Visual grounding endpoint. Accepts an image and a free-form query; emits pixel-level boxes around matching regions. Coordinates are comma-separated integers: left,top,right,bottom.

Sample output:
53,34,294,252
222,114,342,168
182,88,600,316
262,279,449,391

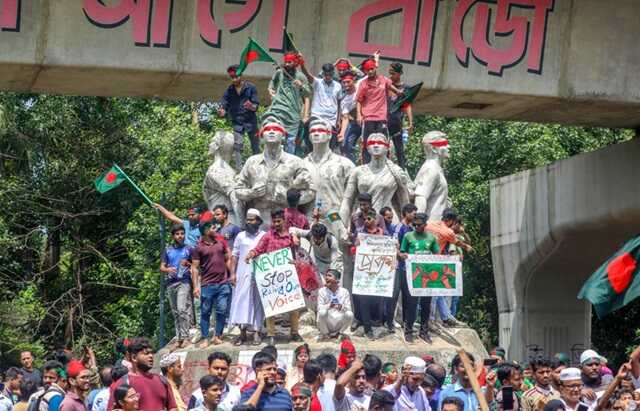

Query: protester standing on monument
266,53,311,154
60,360,91,411
347,193,385,244
245,208,304,345
191,221,232,348
284,189,310,230
290,223,343,276
355,58,403,163
154,204,202,247
338,71,361,163
521,358,561,411
228,209,266,346
384,357,429,411
213,205,241,249
20,351,42,388
399,212,439,343
379,207,395,236
158,354,187,411
160,223,193,350
300,60,341,150
386,63,413,169
217,64,260,168
316,269,354,340
188,352,240,410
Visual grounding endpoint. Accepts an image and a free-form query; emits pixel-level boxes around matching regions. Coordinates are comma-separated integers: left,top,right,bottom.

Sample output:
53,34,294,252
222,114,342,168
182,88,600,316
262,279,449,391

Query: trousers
166,281,193,340
200,283,231,338
266,310,300,337
317,309,354,336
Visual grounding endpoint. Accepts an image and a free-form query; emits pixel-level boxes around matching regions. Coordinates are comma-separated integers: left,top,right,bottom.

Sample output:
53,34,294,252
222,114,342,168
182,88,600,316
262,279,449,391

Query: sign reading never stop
253,247,305,318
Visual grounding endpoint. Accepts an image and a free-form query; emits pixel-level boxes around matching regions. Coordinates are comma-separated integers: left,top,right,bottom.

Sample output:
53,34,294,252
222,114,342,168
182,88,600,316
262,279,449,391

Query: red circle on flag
246,50,259,64
606,252,636,294
105,171,117,184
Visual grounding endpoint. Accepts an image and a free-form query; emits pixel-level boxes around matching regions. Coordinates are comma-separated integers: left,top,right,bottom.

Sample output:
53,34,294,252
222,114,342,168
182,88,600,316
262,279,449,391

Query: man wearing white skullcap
384,356,430,411
558,368,590,411
579,349,612,401
159,353,187,411
228,208,266,345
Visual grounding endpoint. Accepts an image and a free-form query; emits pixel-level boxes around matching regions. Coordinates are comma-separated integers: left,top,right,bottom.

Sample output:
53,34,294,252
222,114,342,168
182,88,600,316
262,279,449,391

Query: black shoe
266,336,276,346
419,332,432,344
404,333,415,343
290,333,304,342
350,320,361,332
365,330,375,340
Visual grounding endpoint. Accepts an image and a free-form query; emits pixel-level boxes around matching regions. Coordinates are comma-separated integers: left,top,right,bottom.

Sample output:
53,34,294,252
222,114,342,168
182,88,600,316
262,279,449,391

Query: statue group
203,117,451,236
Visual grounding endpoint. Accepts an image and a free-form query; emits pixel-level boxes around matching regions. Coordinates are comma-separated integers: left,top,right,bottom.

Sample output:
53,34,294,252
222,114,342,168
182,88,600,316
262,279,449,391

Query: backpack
27,385,65,411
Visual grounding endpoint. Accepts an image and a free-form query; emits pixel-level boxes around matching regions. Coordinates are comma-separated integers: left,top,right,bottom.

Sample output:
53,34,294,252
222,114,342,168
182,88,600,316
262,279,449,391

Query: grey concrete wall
490,138,640,361
1,0,640,127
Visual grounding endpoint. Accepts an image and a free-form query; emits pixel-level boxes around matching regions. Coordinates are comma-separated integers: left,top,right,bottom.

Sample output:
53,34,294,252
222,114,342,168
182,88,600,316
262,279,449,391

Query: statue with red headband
414,131,452,221
265,52,311,154
235,117,314,225
339,133,412,226
302,118,355,236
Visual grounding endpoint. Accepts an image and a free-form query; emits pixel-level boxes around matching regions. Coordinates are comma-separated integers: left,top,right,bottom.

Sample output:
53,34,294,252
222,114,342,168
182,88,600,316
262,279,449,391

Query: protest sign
253,247,306,317
406,254,462,296
353,233,397,297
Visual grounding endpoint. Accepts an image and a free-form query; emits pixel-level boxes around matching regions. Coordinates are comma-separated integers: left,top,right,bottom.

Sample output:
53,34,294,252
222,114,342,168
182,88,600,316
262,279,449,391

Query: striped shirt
239,386,293,411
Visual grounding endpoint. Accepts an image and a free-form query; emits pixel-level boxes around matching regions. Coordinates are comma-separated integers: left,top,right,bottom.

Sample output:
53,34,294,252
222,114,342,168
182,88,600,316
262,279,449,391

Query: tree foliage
0,92,635,366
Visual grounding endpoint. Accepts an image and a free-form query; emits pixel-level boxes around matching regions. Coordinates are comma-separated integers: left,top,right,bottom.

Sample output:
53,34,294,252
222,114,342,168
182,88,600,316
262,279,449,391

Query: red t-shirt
310,394,323,411
356,75,392,121
192,238,229,285
107,373,177,411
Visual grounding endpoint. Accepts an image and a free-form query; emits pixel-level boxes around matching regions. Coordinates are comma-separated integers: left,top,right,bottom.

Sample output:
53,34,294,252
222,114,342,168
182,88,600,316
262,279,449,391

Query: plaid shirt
252,228,294,256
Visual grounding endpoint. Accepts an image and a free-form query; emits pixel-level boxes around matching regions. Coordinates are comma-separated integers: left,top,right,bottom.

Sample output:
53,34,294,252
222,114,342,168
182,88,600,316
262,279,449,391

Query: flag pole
113,164,154,206
158,193,167,347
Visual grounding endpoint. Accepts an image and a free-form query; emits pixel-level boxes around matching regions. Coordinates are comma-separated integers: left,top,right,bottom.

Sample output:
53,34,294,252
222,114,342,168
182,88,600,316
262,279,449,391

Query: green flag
236,37,275,76
94,165,125,193
283,29,298,54
578,234,640,318
389,82,423,113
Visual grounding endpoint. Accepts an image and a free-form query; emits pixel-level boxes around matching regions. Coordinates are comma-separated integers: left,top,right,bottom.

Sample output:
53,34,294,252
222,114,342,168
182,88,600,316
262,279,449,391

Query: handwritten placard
406,254,462,296
353,234,397,297
253,247,306,317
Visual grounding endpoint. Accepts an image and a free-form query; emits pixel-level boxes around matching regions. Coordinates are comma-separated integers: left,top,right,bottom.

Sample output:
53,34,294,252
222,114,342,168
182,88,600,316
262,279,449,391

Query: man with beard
522,358,561,411
228,209,266,346
159,354,187,411
188,352,240,411
240,352,293,410
213,205,241,250
190,376,225,411
385,357,429,411
338,71,361,163
27,360,66,411
107,338,176,411
155,204,203,247
334,359,371,411
438,353,481,411
579,350,612,406
60,360,92,411
266,52,311,154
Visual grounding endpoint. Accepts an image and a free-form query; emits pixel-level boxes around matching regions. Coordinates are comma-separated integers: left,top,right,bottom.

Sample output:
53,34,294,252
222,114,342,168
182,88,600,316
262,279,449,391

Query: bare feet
212,336,223,345
198,339,210,349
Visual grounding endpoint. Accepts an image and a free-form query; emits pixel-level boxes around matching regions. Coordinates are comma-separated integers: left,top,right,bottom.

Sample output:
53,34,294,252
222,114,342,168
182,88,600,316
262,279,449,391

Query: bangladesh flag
236,37,275,76
578,235,640,318
94,166,125,193
389,82,423,113
283,29,297,53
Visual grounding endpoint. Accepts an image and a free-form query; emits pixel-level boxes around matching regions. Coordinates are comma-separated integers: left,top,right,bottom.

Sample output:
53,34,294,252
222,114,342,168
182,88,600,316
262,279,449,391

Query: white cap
559,367,582,381
404,356,426,374
580,349,602,365
246,208,262,219
159,353,181,368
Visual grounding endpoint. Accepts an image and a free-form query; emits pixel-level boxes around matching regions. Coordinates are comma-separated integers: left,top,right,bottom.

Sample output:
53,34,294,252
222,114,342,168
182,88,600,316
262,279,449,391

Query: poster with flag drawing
353,234,397,297
406,254,462,297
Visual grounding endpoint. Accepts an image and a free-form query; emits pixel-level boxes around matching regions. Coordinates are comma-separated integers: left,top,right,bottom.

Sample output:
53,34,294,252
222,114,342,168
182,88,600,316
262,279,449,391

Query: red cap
336,61,350,71
338,339,356,369
362,59,376,71
67,359,86,378
284,53,298,63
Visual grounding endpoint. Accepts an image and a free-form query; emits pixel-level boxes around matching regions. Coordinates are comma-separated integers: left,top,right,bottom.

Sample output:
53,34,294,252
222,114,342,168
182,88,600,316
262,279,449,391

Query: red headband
336,61,350,70
309,127,332,135
284,53,298,63
261,124,285,136
430,139,449,147
227,68,237,76
362,59,376,71
341,73,354,81
366,139,390,148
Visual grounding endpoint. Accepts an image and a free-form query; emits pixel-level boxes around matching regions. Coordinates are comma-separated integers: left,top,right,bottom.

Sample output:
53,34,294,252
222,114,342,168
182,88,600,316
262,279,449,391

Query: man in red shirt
107,338,177,411
356,58,403,164
246,208,303,346
285,189,310,230
192,221,233,347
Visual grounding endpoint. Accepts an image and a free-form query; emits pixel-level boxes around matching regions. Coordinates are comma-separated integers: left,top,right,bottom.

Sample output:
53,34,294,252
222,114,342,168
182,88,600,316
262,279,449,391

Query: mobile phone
484,358,498,366
501,386,514,411
577,405,589,411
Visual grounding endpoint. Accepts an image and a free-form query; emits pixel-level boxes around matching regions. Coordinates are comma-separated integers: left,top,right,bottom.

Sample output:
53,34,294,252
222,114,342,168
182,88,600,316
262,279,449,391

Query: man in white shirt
558,368,591,411
301,61,342,152
334,359,371,411
317,354,338,411
385,356,430,411
290,223,343,275
188,352,240,411
316,269,354,340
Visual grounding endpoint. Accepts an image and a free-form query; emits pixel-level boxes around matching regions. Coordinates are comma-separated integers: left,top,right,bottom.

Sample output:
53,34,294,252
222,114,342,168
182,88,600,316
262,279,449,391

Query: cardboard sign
406,254,462,296
353,234,397,297
253,247,306,317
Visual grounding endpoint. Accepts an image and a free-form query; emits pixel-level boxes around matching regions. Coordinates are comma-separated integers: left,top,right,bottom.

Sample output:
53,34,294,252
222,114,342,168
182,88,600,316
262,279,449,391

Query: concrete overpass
1,0,640,128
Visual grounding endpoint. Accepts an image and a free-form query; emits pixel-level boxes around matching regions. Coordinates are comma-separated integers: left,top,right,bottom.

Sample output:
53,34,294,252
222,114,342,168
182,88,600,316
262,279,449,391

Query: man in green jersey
399,212,440,344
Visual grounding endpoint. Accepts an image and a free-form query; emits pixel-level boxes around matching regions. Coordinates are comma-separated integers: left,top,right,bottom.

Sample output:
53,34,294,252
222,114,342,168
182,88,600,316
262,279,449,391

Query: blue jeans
435,296,453,321
450,296,460,316
285,132,297,154
342,122,362,163
200,283,231,338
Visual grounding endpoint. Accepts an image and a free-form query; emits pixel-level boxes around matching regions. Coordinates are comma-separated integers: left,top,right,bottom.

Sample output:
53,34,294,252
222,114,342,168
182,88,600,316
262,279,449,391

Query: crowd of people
2,341,640,411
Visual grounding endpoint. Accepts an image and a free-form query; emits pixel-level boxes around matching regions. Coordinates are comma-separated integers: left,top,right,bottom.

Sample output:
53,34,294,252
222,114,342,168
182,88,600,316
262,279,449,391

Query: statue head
208,130,235,159
260,117,286,146
366,133,390,158
309,118,332,146
422,131,450,159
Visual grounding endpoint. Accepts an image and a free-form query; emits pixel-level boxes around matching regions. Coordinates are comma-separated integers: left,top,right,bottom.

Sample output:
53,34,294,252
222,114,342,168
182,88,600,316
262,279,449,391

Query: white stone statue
339,133,412,226
414,130,451,221
235,117,314,226
303,118,355,236
203,130,243,225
